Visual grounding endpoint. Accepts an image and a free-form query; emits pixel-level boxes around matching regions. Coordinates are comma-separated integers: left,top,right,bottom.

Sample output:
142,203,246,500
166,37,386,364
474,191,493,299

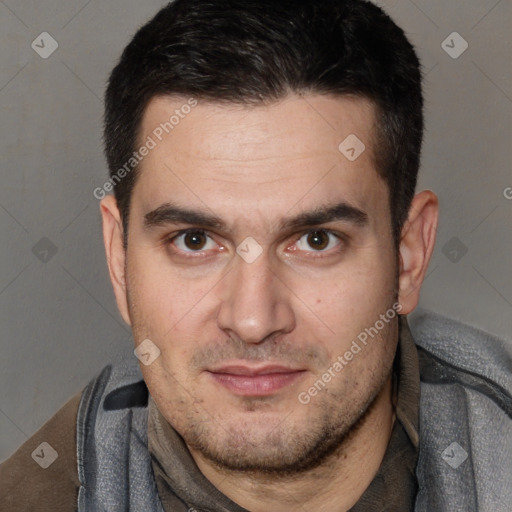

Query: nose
216,247,295,345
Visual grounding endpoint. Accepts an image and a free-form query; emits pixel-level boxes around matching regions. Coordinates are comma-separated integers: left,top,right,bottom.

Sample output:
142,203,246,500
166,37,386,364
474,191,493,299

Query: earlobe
397,190,439,314
100,195,132,326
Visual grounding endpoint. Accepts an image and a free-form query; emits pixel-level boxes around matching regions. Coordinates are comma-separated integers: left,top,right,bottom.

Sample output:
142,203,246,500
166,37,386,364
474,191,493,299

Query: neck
189,373,395,512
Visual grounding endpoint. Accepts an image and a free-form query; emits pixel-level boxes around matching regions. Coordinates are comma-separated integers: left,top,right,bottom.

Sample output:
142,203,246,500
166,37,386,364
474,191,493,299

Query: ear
100,195,131,326
398,190,439,314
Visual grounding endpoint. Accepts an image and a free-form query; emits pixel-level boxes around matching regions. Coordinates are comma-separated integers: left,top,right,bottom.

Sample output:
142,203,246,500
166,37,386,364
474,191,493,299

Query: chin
183,398,372,476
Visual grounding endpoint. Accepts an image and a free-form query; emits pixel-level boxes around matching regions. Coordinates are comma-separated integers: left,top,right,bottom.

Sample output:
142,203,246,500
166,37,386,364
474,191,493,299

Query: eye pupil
307,231,329,250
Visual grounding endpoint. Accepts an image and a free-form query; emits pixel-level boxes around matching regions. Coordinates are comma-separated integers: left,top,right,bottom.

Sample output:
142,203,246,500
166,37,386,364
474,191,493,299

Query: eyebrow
143,200,369,232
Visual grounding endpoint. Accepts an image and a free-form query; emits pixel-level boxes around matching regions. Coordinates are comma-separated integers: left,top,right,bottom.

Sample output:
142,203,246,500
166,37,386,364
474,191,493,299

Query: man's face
122,94,399,472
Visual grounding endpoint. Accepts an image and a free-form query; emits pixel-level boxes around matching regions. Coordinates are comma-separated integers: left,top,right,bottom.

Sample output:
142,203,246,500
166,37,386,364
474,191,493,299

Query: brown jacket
0,391,81,511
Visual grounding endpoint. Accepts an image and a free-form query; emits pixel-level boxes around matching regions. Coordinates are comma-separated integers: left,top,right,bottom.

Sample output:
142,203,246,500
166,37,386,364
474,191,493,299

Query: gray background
0,0,511,462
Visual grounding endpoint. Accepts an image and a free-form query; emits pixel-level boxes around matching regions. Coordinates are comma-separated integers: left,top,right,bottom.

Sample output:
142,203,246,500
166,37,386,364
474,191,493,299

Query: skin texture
100,93,438,511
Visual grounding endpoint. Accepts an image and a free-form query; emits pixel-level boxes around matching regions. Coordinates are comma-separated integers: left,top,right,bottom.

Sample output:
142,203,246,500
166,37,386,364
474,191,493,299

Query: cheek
321,264,394,314
302,261,396,354
127,249,212,327
141,364,194,430
127,256,214,364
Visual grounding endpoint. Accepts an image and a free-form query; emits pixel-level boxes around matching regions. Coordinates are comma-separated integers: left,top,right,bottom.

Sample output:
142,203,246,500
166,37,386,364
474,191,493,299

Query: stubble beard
179,358,394,478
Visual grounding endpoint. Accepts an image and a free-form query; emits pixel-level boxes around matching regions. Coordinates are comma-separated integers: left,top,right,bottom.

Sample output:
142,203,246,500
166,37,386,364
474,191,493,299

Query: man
1,0,511,510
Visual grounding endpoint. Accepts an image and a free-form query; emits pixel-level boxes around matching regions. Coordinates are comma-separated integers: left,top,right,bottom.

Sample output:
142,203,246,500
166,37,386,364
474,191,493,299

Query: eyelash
166,228,346,259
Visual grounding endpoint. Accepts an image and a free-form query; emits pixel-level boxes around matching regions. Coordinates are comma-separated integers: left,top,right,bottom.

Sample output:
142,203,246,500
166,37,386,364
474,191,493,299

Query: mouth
206,364,307,396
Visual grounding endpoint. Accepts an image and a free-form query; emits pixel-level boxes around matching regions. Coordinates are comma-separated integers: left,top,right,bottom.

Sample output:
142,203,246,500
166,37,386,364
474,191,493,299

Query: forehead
132,93,387,229
139,93,377,160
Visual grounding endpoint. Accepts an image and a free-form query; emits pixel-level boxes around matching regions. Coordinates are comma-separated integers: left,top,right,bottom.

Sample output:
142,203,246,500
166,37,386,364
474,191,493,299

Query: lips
207,364,306,396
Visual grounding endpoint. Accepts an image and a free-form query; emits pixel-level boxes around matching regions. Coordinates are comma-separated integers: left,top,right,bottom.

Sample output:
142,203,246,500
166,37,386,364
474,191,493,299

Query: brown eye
306,231,329,250
295,229,342,254
183,231,208,250
172,230,216,253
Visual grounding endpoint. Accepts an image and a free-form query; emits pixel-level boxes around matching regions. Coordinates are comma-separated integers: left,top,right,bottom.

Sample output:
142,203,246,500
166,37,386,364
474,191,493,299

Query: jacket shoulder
409,311,512,512
410,310,512,399
0,390,82,512
76,353,164,511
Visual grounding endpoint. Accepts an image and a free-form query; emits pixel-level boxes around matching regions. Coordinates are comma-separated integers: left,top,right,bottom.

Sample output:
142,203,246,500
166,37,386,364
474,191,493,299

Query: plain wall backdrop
1,0,511,462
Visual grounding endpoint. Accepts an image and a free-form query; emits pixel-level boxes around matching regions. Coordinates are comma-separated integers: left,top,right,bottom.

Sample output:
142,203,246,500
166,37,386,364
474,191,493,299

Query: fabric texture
411,310,512,512
0,390,81,512
76,355,164,512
